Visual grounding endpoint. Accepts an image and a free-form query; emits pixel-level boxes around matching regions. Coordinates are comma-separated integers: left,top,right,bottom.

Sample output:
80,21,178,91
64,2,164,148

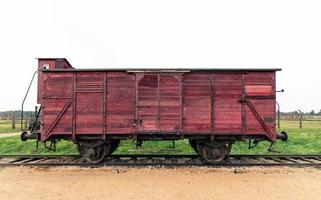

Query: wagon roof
37,58,281,72
42,68,281,72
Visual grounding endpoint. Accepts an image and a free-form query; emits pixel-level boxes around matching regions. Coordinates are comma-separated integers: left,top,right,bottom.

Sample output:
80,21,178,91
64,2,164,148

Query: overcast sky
0,0,320,112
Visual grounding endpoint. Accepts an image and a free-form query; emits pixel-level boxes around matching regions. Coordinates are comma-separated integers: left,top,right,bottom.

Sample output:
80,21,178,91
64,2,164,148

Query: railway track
0,154,321,167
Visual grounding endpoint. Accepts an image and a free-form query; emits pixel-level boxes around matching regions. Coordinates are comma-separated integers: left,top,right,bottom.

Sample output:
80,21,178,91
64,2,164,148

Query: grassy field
0,120,21,133
0,120,320,155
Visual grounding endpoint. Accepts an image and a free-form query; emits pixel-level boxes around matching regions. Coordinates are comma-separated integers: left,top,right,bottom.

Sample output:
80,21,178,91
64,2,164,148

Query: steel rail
0,154,321,167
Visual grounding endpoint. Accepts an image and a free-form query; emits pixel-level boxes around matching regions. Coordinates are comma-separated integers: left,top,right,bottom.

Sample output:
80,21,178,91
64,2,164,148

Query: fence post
11,111,16,129
24,115,28,130
298,109,303,129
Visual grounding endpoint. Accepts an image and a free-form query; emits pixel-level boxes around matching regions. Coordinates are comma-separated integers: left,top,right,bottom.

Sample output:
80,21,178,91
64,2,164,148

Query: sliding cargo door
136,74,180,132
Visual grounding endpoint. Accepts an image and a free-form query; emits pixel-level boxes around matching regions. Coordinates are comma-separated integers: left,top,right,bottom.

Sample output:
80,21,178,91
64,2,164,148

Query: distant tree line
280,110,321,116
0,111,34,120
280,109,321,120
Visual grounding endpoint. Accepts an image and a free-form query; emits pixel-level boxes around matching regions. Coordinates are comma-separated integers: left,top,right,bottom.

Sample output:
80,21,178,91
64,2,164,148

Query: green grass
0,136,77,155
115,140,196,155
232,120,321,154
232,127,321,154
0,120,320,155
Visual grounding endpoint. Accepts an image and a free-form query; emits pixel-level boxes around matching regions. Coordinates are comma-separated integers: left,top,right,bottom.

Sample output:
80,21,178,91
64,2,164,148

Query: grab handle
21,71,37,131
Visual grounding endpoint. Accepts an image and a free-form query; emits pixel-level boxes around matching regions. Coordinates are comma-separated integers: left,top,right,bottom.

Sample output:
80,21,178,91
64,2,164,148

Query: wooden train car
21,58,287,163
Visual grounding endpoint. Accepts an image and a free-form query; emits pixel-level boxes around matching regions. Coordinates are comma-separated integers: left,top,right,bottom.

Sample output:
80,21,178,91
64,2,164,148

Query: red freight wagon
21,58,287,163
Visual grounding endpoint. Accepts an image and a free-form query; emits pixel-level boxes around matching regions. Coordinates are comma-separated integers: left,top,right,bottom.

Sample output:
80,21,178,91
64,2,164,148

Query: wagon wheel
82,143,108,164
200,144,228,163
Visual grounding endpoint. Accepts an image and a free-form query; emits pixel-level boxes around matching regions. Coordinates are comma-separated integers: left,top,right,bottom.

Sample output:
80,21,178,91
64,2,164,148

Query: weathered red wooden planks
106,72,135,133
37,58,278,141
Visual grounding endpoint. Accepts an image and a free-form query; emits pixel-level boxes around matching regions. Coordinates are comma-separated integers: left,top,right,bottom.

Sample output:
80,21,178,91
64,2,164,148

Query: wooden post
298,110,303,129
11,111,16,129
24,115,28,130
299,115,302,128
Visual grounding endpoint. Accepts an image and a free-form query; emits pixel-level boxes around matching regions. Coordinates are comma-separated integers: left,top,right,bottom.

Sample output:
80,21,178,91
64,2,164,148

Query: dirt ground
0,132,20,138
0,166,320,200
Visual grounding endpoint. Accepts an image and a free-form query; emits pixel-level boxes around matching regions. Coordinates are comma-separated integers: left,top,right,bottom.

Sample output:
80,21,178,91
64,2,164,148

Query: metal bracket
268,142,280,153
44,139,57,151
248,139,261,149
30,106,42,133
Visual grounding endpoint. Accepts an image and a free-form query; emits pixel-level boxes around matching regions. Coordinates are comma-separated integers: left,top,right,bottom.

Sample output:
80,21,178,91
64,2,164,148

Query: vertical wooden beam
43,73,46,98
132,75,136,134
134,74,143,133
273,72,277,130
72,72,76,140
135,75,138,132
210,73,215,134
103,72,107,139
157,74,160,131
241,74,245,135
179,74,183,132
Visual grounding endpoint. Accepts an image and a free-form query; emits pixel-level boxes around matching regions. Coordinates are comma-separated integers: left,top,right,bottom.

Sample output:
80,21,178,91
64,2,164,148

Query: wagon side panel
182,73,211,132
106,72,135,134
213,73,242,134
